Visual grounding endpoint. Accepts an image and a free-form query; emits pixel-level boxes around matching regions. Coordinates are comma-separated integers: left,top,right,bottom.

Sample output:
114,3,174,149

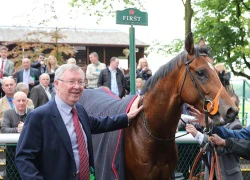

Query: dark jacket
224,138,250,160
97,67,127,98
136,68,152,81
15,99,129,180
16,68,41,92
31,61,47,74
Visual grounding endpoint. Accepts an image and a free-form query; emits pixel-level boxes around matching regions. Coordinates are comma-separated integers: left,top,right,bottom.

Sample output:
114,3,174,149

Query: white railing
0,131,197,144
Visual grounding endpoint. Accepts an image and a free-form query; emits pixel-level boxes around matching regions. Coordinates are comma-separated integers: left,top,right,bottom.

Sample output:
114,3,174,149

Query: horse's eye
195,69,207,80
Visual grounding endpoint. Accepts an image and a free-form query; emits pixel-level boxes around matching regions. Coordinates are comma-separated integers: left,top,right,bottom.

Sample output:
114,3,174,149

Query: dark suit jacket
16,68,41,91
30,84,50,108
15,99,128,180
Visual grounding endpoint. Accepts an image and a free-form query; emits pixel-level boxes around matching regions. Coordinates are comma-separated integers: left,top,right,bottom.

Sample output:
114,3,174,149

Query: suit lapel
50,100,74,160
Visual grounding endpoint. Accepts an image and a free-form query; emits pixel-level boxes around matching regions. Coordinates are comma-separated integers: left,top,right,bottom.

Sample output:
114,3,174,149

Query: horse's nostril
226,107,238,120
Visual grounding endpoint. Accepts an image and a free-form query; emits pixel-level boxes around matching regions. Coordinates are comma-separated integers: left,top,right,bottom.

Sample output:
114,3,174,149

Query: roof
0,26,149,47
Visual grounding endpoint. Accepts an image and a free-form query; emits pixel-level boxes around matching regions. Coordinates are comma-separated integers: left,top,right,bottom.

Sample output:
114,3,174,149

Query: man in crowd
86,52,106,88
0,46,15,97
186,92,243,180
15,64,142,180
30,73,52,108
17,58,40,93
1,91,32,179
31,53,47,74
98,57,127,98
0,77,16,126
1,91,32,133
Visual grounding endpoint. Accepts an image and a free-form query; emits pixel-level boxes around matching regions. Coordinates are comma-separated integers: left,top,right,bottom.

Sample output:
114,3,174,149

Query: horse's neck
142,87,182,136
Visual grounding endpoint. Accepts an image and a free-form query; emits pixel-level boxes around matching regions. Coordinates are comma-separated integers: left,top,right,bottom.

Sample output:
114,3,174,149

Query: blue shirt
7,96,14,108
55,95,88,174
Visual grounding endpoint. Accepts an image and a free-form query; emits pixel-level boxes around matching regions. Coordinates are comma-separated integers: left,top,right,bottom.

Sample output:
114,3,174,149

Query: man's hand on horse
127,95,143,121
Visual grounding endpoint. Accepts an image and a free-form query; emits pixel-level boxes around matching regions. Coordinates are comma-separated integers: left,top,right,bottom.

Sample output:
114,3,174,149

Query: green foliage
193,0,250,79
146,39,184,57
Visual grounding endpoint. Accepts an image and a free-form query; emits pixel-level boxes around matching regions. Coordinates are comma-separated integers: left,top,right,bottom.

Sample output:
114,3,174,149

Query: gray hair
13,91,27,100
55,64,85,80
39,73,50,81
2,77,15,85
89,52,99,59
16,82,29,92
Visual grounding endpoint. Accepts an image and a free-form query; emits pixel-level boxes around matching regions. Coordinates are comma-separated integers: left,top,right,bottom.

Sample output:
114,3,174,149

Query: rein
189,146,222,180
141,112,188,142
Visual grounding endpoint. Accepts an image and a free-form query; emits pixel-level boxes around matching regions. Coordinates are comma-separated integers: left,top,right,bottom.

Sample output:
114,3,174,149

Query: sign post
116,8,148,95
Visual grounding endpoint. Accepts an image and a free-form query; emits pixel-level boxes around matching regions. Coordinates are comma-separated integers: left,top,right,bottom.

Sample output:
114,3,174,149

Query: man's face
0,50,8,59
111,59,119,69
89,54,97,64
2,79,16,97
40,74,50,87
22,59,31,70
13,93,28,112
54,70,84,106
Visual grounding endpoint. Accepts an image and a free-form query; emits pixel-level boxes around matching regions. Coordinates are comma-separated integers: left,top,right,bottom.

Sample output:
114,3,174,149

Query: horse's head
180,32,238,125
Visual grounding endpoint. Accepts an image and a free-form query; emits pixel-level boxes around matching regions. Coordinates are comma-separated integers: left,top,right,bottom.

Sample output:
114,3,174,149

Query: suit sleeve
86,109,129,134
224,138,250,160
3,61,14,76
15,112,44,179
1,111,18,133
30,87,39,108
212,125,250,140
97,71,103,87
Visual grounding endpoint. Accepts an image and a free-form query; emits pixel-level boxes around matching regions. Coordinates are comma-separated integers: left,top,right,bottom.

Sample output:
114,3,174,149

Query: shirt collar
41,84,49,90
0,58,6,62
14,107,28,116
55,95,73,116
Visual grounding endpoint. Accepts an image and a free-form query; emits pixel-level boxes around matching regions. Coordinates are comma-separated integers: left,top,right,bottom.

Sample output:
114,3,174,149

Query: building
0,26,149,69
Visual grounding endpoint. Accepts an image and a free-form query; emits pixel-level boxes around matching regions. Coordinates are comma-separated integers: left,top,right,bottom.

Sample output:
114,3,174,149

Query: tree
193,0,250,79
4,28,75,67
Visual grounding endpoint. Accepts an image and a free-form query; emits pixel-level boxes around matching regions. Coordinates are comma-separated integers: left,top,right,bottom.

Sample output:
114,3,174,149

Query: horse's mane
141,45,211,95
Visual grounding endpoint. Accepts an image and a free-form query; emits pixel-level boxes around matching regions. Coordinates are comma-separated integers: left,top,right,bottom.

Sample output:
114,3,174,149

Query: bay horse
79,32,238,180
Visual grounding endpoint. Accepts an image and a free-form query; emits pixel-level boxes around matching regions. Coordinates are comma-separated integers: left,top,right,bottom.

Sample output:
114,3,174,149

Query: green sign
116,8,148,26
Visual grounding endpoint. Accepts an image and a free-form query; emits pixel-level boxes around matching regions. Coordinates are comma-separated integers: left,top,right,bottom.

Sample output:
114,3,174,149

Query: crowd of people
0,44,250,179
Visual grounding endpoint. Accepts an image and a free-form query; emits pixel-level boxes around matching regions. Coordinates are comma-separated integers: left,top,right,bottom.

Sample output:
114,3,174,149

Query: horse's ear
198,38,206,48
185,32,194,56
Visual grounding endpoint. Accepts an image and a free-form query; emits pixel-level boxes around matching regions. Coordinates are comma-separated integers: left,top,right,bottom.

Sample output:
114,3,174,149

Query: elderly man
17,58,40,92
30,73,52,108
16,64,142,180
0,46,15,97
86,52,106,89
1,91,32,179
1,91,32,133
0,77,16,126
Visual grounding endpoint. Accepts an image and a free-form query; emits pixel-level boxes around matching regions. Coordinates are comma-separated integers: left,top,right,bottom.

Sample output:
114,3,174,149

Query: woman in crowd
46,55,59,94
136,58,152,81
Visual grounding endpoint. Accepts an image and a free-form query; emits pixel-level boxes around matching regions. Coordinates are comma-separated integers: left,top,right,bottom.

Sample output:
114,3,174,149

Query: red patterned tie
0,60,4,79
71,107,90,180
